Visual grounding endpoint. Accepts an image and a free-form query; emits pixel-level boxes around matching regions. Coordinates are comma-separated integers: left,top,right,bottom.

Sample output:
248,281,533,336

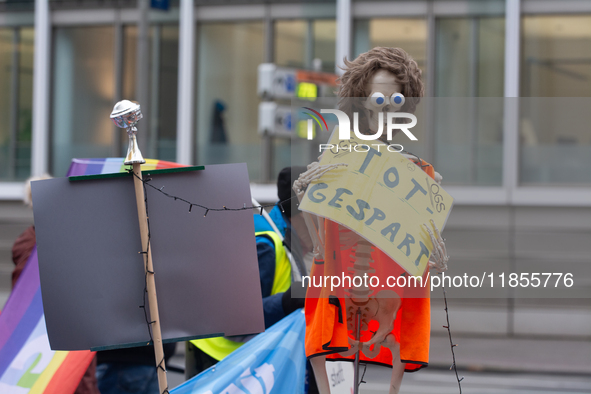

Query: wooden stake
353,307,361,394
132,162,168,393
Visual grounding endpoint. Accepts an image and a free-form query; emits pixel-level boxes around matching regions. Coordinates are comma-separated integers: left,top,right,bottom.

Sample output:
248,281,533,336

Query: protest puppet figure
293,47,449,394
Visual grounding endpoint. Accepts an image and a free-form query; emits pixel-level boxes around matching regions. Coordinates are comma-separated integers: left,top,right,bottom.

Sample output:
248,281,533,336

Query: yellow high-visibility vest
191,231,291,361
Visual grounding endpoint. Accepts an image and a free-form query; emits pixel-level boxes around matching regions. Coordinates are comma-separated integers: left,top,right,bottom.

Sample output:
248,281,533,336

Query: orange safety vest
304,158,435,372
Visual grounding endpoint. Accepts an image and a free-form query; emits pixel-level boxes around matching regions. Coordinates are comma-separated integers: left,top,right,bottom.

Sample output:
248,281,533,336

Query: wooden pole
353,307,361,394
132,162,168,393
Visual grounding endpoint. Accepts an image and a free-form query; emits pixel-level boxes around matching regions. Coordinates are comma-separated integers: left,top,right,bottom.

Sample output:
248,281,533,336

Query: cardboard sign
299,133,454,276
325,361,354,394
32,163,265,351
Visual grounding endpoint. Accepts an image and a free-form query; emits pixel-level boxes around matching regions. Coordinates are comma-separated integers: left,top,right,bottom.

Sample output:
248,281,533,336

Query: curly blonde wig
337,47,424,133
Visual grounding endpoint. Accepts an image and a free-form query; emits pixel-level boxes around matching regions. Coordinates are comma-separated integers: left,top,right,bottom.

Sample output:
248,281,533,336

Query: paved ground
361,367,591,394
166,366,591,394
165,355,591,394
164,334,591,393
428,334,591,375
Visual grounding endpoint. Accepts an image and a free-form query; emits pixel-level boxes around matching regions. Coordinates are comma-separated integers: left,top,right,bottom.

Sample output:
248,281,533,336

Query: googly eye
369,92,387,109
390,93,405,109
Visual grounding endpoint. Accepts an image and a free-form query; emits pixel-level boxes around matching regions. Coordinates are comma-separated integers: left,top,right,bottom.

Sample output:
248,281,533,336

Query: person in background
96,342,176,394
11,175,100,394
11,175,51,289
187,166,316,391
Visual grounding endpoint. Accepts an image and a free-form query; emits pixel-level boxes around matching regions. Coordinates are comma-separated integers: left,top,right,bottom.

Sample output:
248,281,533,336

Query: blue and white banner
172,310,306,394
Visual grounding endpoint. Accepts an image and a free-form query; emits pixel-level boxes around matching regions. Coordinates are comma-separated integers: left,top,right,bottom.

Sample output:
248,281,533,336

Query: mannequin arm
292,162,347,260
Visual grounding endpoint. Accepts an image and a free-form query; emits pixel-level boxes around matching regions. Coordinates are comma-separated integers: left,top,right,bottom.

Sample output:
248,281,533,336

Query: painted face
363,69,406,135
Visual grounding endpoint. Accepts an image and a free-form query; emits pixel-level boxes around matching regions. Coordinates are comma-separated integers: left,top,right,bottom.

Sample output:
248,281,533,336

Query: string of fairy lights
442,279,464,393
137,171,297,217
128,167,463,394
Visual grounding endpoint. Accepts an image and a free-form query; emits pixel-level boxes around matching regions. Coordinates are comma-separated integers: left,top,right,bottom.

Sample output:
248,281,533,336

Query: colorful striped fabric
67,158,185,177
0,248,94,394
0,158,183,393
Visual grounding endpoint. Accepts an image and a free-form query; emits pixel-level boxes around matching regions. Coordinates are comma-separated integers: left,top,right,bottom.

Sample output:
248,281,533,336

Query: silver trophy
110,100,146,165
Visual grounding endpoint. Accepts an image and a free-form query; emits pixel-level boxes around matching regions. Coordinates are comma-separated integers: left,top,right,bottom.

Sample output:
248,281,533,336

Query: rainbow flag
67,157,186,176
0,158,183,393
0,247,94,393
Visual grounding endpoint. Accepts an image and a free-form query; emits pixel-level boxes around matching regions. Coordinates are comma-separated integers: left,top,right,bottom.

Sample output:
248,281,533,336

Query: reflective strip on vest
191,230,292,361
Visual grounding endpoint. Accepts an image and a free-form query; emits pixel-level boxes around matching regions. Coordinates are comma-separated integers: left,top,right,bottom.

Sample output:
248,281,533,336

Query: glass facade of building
520,15,591,185
0,0,590,200
275,19,336,73
0,27,33,181
52,26,116,177
196,22,264,180
434,17,505,186
354,18,427,73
